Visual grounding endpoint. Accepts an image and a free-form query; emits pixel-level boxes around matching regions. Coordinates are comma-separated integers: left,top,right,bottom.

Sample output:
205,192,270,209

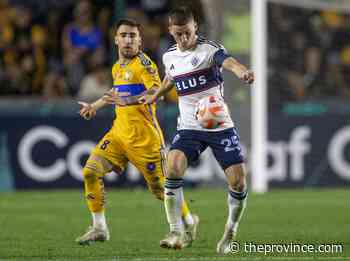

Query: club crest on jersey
123,70,133,81
191,56,199,66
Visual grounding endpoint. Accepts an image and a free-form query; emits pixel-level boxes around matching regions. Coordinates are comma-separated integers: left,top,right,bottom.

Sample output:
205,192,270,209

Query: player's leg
180,199,200,245
216,163,248,254
76,154,113,245
76,132,127,245
126,145,197,247
161,149,189,249
224,163,247,235
153,150,197,233
161,130,206,249
83,155,115,228
209,127,248,254
133,158,199,246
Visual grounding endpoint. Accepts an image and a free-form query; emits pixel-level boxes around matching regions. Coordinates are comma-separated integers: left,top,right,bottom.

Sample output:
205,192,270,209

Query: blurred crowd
0,0,204,102
268,3,350,107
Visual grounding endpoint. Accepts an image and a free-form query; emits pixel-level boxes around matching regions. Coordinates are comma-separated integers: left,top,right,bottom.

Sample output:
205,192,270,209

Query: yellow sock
181,200,190,218
83,167,105,213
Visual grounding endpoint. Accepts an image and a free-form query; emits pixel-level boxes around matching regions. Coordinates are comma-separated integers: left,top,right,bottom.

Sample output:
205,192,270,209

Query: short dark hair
168,6,195,26
114,18,141,34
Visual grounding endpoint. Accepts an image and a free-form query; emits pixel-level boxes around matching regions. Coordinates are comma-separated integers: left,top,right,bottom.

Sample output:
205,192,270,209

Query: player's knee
167,150,187,178
228,174,246,192
82,166,98,184
83,156,110,181
226,165,247,192
167,159,185,178
230,179,246,192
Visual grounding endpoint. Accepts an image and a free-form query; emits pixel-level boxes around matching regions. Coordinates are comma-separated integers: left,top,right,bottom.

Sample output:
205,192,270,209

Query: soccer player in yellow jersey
75,18,198,246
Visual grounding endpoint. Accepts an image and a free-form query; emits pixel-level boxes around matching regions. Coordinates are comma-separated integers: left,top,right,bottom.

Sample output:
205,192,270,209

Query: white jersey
163,36,234,131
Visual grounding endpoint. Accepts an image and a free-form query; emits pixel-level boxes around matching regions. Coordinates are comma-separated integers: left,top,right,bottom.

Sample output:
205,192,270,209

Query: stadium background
1,0,349,190
0,0,349,260
0,0,253,190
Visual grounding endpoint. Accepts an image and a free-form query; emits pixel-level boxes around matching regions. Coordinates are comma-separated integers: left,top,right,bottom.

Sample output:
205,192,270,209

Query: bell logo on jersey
175,75,207,91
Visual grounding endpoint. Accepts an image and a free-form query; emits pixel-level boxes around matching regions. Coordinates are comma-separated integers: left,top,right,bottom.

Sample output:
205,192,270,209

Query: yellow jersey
111,52,164,148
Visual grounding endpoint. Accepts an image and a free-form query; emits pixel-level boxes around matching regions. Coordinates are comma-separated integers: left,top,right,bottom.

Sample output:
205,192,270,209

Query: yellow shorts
91,129,166,186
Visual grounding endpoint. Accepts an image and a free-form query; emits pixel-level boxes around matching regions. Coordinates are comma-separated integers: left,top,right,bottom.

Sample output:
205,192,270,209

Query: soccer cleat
216,225,236,254
185,214,200,245
75,226,110,245
159,231,190,249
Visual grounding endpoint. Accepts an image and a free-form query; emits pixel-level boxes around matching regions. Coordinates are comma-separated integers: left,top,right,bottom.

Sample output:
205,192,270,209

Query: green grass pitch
0,188,349,260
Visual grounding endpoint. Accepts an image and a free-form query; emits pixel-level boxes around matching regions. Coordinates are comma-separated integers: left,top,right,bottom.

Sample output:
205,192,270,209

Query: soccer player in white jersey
140,7,254,253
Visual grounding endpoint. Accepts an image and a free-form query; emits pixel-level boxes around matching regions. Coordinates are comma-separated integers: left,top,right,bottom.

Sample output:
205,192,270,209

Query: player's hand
241,70,254,84
138,94,157,104
102,89,129,106
78,101,96,120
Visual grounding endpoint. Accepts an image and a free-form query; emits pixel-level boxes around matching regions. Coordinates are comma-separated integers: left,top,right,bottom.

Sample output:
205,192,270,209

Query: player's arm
101,88,131,106
104,87,158,106
213,47,254,84
139,76,174,104
78,90,114,120
222,57,254,84
102,69,161,106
